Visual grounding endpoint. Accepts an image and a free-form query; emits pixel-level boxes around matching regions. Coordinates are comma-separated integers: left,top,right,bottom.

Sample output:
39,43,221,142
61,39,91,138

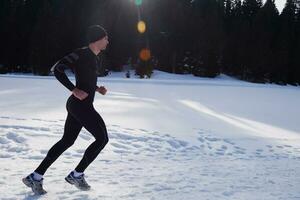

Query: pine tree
3,0,20,70
189,0,222,77
239,0,263,81
276,0,297,84
29,0,61,75
230,0,244,76
252,0,279,82
0,0,11,72
294,0,300,84
243,0,263,21
146,0,190,74
222,0,235,74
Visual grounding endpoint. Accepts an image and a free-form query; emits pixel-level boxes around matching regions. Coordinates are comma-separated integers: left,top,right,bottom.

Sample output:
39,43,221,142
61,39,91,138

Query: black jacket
51,47,100,103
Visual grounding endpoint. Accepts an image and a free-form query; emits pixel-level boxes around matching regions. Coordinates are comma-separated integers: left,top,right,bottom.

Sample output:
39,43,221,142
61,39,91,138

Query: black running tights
35,97,109,175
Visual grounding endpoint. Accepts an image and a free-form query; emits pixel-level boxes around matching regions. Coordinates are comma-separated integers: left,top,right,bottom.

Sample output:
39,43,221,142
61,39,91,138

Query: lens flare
135,0,142,6
137,21,146,34
139,48,151,61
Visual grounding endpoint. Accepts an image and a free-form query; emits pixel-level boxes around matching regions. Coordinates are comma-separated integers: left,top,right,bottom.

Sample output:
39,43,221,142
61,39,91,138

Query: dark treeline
0,0,300,84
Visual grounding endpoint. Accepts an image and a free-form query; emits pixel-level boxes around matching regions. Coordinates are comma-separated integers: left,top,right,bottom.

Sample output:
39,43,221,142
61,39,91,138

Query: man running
22,25,110,195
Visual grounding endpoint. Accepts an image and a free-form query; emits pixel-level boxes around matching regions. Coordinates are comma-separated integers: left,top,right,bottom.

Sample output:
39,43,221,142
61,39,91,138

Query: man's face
95,36,109,50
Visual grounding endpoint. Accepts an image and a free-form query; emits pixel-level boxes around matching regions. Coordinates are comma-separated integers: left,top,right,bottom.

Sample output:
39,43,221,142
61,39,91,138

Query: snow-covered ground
0,70,300,200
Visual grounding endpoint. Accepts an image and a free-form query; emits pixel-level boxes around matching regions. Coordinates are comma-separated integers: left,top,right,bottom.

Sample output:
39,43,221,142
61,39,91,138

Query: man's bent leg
74,109,109,173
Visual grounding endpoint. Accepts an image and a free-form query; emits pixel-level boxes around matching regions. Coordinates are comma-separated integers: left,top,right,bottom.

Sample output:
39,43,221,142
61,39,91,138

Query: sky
273,0,286,12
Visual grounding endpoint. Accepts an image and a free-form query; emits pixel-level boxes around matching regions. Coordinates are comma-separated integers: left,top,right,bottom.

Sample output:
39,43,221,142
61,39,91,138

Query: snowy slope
0,71,300,200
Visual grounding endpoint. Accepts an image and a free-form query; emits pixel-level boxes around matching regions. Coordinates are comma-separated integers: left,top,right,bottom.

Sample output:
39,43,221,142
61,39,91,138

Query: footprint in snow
6,132,26,143
0,137,10,144
205,137,221,142
0,153,13,158
110,142,131,150
223,139,235,145
198,137,205,143
79,134,92,141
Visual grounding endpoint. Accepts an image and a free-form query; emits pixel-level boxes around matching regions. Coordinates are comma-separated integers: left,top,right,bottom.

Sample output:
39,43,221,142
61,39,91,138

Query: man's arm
51,52,79,92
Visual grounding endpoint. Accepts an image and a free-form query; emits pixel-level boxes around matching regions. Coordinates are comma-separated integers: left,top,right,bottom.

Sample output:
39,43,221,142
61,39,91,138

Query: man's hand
72,88,89,100
97,86,107,95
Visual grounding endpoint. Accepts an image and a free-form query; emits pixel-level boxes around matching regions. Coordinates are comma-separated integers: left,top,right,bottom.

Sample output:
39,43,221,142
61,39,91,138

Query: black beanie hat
86,25,107,44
